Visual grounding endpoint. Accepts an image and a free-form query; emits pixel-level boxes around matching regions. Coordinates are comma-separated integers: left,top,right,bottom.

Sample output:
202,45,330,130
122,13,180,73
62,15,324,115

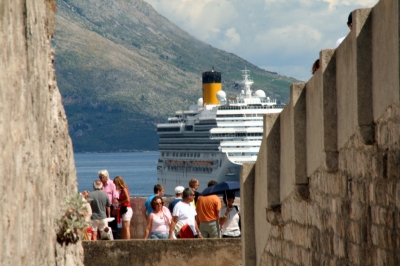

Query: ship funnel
202,70,221,105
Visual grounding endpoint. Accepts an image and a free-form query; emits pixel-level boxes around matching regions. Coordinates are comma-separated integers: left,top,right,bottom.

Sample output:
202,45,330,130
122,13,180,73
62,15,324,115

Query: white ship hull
157,152,241,194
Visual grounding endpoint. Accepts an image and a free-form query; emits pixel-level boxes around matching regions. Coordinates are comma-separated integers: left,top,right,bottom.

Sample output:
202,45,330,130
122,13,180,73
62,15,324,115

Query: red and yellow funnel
202,70,221,105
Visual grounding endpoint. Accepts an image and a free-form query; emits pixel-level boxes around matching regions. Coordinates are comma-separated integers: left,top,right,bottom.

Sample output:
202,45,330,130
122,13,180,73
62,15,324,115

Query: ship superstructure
157,69,284,194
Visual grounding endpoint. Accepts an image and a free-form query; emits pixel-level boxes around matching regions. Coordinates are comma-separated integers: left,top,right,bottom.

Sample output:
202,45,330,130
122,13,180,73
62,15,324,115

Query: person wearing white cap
168,186,184,214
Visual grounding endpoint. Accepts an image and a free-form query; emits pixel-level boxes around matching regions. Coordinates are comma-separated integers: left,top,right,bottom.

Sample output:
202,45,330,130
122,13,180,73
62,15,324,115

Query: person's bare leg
92,230,98,241
122,221,130,239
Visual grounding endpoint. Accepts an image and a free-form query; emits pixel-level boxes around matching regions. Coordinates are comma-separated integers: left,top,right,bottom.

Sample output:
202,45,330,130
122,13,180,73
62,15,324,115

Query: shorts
122,207,133,221
149,232,169,239
91,219,108,231
199,220,220,238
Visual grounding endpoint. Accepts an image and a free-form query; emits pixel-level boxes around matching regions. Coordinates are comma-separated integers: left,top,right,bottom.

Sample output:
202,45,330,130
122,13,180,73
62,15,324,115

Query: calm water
74,151,158,197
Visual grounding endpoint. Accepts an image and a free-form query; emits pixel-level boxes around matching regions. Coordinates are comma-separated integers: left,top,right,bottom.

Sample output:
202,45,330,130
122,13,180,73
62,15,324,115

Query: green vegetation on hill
54,0,298,152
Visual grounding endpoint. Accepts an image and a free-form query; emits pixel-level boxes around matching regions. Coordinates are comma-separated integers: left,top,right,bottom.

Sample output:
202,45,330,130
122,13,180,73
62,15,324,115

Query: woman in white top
219,191,241,238
144,196,172,239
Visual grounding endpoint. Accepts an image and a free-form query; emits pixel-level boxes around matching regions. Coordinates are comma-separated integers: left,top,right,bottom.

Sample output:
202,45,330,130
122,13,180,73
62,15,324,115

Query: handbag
120,206,128,215
174,221,185,236
179,224,195,238
83,227,92,241
234,206,241,231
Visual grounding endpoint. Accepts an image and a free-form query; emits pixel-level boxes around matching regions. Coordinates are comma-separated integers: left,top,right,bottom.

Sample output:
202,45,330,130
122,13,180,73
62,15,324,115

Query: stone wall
0,0,83,265
83,239,242,266
241,0,400,265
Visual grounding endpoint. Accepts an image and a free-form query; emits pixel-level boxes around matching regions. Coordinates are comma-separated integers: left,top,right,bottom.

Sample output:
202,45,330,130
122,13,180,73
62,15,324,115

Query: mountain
53,0,298,152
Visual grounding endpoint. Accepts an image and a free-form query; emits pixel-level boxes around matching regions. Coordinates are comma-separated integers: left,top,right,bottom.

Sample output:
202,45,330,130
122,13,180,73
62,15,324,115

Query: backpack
233,205,241,231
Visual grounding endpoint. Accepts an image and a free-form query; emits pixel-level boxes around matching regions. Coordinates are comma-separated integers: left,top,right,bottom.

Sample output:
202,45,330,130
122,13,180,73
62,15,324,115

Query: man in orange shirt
196,180,221,238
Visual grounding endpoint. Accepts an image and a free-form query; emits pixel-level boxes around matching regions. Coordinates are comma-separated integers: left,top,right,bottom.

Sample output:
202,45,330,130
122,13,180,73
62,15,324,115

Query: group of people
81,170,133,240
81,174,241,241
143,179,241,240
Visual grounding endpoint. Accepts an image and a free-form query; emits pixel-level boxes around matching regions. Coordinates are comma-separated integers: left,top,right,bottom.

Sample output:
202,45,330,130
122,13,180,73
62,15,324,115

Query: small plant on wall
56,193,90,245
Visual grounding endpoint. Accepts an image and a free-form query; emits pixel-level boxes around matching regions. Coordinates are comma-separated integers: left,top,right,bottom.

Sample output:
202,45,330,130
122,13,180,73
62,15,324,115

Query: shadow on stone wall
241,0,400,265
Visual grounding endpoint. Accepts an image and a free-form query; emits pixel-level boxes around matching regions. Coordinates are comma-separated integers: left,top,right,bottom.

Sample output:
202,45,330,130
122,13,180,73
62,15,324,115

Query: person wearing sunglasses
170,188,202,239
144,196,172,239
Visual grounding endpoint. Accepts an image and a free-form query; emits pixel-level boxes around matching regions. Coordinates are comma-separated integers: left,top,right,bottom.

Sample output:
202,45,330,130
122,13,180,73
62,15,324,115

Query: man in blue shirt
143,184,164,217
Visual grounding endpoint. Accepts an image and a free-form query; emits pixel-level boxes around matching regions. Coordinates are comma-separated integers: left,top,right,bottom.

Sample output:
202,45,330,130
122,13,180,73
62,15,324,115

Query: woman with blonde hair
113,176,132,239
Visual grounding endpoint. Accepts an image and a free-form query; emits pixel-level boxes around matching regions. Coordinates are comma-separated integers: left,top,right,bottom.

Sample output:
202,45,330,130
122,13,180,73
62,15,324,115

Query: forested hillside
53,0,298,152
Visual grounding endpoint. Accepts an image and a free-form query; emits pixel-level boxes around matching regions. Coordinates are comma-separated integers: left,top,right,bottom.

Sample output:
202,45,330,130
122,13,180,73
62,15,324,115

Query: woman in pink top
113,176,132,239
144,196,172,239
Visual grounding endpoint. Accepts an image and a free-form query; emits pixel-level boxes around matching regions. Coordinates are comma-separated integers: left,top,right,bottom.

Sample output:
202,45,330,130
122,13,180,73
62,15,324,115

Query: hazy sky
143,0,379,81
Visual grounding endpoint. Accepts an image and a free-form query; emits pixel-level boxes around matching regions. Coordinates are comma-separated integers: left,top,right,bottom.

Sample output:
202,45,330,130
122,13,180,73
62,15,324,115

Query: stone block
334,236,346,258
347,242,361,265
372,0,400,121
396,181,400,209
292,199,308,225
352,181,367,204
306,67,324,177
283,241,294,262
336,14,358,150
355,9,374,145
268,238,281,257
387,152,400,180
377,122,389,148
83,239,242,266
293,83,308,185
388,120,400,148
260,113,281,207
339,174,349,198
321,231,334,255
336,216,347,239
266,207,283,226
371,224,379,246
269,226,280,238
371,205,384,225
306,201,319,228
280,83,306,201
256,113,279,263
310,227,321,253
375,248,389,266
307,49,337,176
281,200,292,222
301,248,311,265
347,221,362,244
240,162,256,266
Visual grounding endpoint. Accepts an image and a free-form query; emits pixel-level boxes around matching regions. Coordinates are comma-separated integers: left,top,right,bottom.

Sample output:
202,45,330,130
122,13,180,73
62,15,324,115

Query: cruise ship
156,69,284,194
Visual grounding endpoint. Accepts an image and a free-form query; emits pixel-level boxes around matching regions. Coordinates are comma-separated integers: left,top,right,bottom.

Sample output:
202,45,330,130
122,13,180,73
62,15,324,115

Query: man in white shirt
169,188,202,239
335,12,352,48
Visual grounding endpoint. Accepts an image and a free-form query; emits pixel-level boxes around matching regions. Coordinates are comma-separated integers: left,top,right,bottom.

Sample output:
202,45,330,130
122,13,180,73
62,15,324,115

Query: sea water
74,151,158,197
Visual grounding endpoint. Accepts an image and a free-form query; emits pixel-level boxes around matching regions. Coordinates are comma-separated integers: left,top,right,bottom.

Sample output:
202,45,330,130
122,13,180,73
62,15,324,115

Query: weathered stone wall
241,0,400,265
83,239,242,266
0,0,83,265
